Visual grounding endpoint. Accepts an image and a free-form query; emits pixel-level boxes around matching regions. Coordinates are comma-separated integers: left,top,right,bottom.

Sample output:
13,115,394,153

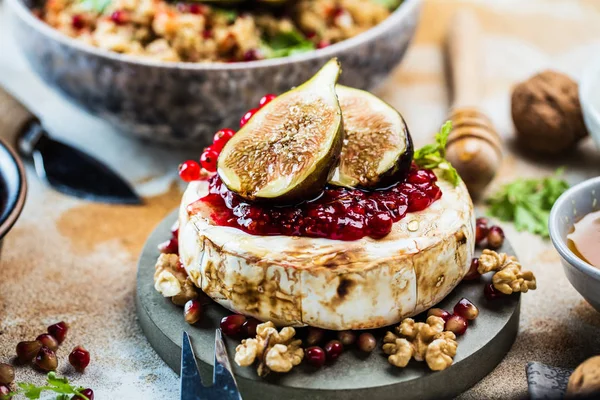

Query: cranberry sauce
189,165,442,241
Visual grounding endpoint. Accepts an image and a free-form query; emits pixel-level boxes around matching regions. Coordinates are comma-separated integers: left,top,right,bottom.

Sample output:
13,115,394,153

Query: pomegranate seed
178,160,201,182
258,94,276,108
171,220,179,238
487,226,505,249
367,212,393,238
241,318,260,338
0,385,11,399
324,340,343,362
337,331,356,346
484,283,507,301
69,346,90,372
34,346,58,371
427,308,451,322
200,148,219,173
72,388,94,400
475,217,489,244
48,321,69,342
305,346,326,367
188,4,204,14
0,363,14,385
71,15,84,29
220,314,246,337
240,108,258,127
16,340,42,363
464,257,481,281
158,237,178,254
184,299,203,325
243,49,259,62
445,315,468,336
110,10,127,25
454,298,479,320
357,333,377,353
305,327,325,346
212,129,236,152
317,40,330,49
36,334,59,351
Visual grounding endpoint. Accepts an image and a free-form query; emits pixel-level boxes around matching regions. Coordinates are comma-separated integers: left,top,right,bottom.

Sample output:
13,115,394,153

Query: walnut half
153,253,199,305
478,249,537,294
234,322,303,377
383,316,458,371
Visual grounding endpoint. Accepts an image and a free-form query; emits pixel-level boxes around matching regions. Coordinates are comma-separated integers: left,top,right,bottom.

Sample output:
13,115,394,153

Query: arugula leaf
15,372,90,400
79,0,112,13
413,121,461,186
261,29,316,59
371,0,403,9
486,169,569,238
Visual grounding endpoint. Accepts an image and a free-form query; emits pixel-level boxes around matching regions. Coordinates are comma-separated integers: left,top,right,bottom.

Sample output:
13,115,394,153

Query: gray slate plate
136,210,521,400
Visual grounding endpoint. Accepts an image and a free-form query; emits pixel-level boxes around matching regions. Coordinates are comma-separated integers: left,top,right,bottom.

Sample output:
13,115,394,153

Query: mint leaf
371,0,403,9
261,29,315,59
486,169,569,238
79,0,112,13
413,121,460,186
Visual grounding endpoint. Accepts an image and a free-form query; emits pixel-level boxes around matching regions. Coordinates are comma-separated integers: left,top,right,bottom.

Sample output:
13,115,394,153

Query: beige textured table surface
2,0,600,398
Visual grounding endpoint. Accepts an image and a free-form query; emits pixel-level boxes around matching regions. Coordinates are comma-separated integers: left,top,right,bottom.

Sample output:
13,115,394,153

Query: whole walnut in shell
511,70,587,155
567,356,600,398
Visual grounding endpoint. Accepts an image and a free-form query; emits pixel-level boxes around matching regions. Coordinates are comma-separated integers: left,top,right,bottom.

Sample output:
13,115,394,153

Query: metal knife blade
213,329,242,400
0,85,140,205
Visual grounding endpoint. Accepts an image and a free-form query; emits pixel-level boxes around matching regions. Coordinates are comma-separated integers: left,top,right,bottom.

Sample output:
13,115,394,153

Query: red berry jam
189,165,442,241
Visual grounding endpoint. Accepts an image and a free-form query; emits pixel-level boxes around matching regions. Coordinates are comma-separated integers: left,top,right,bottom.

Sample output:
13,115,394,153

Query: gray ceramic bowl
0,138,27,252
549,177,600,312
7,0,421,147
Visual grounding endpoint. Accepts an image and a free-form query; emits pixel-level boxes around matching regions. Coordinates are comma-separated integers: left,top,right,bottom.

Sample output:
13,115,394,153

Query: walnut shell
567,356,600,398
511,70,587,155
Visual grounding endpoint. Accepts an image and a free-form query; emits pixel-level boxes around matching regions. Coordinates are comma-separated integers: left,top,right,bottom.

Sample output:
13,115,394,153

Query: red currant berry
212,129,236,152
178,160,201,182
240,108,258,127
258,94,276,108
200,148,219,173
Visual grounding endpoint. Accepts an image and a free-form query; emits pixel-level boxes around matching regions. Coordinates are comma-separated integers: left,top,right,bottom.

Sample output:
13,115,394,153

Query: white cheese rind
178,177,475,330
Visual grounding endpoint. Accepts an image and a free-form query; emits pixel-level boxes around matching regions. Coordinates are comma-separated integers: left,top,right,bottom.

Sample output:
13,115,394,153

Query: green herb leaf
261,29,316,59
413,121,461,186
79,0,112,13
371,0,403,9
486,169,569,238
214,8,238,24
16,373,90,400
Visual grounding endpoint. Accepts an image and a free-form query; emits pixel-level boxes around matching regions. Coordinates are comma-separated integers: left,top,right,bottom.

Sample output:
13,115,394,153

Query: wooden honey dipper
444,9,502,199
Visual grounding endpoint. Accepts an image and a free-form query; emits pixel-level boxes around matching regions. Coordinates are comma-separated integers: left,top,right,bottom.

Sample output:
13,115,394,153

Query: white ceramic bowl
549,176,600,312
579,58,600,149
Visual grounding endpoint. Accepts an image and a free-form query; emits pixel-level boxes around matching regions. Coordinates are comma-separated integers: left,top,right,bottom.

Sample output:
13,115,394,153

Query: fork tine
214,329,243,400
180,332,205,400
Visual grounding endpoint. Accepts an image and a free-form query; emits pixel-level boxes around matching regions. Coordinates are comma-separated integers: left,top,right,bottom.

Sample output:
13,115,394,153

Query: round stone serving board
136,210,520,400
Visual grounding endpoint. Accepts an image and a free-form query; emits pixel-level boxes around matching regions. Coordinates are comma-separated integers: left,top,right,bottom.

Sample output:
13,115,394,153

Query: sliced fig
329,85,413,189
217,58,343,203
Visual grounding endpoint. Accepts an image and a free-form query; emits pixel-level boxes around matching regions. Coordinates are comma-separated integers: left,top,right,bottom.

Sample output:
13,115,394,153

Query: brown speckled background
2,0,600,398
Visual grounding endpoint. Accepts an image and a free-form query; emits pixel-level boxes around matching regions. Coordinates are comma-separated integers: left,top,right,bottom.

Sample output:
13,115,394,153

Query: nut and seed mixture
37,0,399,62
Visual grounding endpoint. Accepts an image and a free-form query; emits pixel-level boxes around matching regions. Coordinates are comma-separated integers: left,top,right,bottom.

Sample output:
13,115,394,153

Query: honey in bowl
568,210,600,268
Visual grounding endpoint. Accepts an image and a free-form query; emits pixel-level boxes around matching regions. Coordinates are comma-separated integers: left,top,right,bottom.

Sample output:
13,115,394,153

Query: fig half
217,58,343,203
329,85,413,189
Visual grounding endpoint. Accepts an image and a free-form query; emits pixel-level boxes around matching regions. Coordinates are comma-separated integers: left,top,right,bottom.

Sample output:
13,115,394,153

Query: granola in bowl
37,0,400,62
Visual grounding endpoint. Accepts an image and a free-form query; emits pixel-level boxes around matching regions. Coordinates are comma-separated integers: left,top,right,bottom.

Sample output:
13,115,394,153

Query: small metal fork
180,330,243,400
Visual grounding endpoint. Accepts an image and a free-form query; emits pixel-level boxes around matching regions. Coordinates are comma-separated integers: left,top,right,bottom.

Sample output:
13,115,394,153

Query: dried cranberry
178,160,201,182
200,148,219,173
